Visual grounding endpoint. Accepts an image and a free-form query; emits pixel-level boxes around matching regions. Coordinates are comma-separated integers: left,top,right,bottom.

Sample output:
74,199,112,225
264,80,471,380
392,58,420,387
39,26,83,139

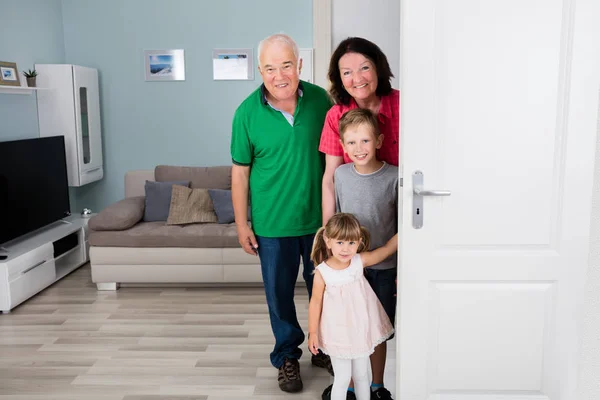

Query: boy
330,108,398,400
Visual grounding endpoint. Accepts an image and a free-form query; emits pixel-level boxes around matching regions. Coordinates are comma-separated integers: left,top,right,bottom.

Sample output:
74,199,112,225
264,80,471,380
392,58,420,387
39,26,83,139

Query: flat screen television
0,136,71,246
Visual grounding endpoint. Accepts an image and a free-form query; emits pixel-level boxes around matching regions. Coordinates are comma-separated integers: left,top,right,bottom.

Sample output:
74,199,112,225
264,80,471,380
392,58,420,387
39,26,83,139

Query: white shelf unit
0,216,91,313
0,86,49,95
36,64,104,187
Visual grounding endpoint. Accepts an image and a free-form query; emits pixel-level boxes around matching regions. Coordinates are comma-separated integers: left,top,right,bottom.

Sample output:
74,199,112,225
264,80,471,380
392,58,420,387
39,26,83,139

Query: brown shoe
311,351,334,376
278,358,303,393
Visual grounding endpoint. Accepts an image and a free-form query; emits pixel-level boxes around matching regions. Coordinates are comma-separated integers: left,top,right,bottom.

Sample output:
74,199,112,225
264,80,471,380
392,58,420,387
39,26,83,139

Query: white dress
316,255,394,359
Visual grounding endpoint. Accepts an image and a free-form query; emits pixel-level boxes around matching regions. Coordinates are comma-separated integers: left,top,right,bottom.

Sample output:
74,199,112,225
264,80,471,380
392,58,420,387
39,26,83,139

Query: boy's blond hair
338,108,381,142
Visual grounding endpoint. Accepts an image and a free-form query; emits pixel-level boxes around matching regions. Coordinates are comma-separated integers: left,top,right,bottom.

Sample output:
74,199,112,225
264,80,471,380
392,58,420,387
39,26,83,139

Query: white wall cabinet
36,64,104,187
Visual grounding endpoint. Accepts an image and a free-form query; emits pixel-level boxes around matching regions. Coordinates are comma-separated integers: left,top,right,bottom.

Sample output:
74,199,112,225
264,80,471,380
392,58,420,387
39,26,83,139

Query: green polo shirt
231,81,332,237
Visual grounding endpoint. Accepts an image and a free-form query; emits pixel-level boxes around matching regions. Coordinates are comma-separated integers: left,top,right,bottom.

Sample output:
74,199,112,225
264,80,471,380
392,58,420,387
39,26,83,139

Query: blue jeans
256,234,315,368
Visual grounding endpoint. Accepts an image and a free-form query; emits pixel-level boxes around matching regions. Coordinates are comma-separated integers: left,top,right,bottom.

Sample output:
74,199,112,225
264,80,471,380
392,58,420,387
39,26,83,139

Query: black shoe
321,384,356,400
311,351,334,376
371,386,393,399
278,358,303,393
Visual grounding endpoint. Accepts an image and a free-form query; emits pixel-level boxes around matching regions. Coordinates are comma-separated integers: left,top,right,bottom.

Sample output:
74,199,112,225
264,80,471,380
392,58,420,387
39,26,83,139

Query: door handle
412,171,451,229
413,187,451,196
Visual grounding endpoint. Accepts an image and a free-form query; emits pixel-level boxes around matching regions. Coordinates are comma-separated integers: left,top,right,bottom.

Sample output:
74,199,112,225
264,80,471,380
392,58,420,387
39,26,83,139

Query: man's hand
308,332,319,355
237,223,258,256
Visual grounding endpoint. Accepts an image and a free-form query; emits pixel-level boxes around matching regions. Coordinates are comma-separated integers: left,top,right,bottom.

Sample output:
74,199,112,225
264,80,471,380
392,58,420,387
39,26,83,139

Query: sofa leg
96,282,119,291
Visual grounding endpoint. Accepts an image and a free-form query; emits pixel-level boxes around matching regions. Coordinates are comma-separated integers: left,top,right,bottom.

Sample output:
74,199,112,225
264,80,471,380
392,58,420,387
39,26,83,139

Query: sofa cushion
155,165,231,190
144,180,189,222
88,196,145,231
208,189,252,224
167,185,218,225
88,221,241,248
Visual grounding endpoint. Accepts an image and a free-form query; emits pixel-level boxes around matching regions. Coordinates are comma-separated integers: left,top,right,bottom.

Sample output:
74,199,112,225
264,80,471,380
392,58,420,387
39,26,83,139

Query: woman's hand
308,332,320,355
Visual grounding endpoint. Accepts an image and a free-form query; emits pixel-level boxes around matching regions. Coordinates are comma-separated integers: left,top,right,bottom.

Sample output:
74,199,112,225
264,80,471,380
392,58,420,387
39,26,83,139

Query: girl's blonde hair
311,213,371,265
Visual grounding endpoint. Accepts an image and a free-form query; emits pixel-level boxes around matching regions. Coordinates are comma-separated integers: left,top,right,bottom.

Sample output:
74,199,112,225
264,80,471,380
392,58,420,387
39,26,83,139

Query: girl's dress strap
352,254,364,270
315,262,331,282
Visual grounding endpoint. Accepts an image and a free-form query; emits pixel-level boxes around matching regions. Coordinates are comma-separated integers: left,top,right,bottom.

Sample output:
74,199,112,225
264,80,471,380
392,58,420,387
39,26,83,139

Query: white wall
578,100,600,400
332,0,400,87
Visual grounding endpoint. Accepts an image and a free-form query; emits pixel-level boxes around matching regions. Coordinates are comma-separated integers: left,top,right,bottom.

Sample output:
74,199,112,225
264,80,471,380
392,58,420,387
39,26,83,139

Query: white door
398,0,600,399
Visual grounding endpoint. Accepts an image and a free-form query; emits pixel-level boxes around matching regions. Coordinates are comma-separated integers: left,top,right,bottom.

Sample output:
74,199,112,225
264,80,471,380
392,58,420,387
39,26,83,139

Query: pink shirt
318,89,400,166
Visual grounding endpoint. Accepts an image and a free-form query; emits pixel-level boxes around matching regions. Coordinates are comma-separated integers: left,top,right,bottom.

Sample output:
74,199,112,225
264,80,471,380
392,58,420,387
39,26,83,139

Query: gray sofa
88,165,276,290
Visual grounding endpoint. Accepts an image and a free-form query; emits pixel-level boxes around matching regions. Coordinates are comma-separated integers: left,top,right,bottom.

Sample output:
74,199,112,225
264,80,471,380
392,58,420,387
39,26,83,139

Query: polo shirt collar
261,82,304,105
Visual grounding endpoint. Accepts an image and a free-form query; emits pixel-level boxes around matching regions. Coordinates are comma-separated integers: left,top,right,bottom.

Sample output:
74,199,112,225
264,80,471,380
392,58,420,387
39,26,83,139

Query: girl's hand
308,333,320,355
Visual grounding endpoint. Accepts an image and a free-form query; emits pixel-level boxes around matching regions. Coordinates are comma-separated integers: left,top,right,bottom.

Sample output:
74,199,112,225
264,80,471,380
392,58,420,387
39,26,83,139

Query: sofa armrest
88,196,145,231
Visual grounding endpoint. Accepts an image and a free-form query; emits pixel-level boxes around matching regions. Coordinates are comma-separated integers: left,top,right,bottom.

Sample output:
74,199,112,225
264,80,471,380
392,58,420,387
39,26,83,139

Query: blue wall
0,0,81,211
61,0,313,211
0,0,65,140
0,0,313,212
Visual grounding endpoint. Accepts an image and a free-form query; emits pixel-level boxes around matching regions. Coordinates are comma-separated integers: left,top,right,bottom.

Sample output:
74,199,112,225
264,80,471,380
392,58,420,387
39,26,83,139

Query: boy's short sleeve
231,107,252,166
319,107,345,157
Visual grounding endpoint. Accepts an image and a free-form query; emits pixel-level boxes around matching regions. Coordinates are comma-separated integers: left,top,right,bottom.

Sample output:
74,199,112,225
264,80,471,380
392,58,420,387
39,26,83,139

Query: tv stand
0,216,90,313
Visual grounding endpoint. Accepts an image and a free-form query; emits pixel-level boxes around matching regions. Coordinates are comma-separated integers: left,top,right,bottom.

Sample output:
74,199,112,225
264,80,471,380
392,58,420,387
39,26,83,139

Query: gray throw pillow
144,180,189,222
208,189,251,224
89,196,145,231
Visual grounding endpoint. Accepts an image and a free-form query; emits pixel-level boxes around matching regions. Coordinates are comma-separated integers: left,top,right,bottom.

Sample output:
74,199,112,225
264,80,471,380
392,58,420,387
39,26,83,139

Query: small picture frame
0,61,20,87
144,49,185,81
212,48,254,81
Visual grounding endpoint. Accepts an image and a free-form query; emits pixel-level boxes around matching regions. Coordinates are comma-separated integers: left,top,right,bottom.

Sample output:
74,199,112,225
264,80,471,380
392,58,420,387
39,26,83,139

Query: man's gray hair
257,33,300,66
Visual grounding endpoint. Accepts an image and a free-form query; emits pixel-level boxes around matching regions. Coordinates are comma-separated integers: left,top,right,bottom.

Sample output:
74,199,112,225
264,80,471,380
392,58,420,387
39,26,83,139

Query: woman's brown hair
328,37,394,105
311,213,371,265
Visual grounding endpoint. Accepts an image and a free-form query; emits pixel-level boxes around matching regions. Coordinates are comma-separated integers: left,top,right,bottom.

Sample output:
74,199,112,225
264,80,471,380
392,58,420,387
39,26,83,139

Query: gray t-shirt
334,162,398,270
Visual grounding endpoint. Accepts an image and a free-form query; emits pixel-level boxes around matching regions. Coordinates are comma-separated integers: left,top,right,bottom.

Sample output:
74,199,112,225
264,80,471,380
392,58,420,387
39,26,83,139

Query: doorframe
312,0,332,89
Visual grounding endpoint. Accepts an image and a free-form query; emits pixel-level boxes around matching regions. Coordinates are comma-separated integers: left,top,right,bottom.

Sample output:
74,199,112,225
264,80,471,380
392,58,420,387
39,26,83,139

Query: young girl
308,213,397,400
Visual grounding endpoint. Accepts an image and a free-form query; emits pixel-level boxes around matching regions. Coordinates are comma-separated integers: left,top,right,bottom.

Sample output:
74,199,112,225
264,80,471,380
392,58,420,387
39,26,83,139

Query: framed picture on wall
144,49,185,81
212,49,254,81
0,61,20,87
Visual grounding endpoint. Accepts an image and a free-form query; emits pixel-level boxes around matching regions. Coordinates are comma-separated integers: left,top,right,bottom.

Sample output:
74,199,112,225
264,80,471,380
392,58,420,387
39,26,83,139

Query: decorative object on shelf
144,49,185,81
0,61,20,87
22,68,38,87
81,208,93,217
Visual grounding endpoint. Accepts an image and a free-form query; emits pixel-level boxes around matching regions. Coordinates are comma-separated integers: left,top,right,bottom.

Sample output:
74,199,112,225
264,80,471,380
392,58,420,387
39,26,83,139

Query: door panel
432,282,552,391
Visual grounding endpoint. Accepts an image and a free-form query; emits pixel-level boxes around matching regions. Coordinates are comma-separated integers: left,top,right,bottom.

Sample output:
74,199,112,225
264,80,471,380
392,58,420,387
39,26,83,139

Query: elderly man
230,33,333,393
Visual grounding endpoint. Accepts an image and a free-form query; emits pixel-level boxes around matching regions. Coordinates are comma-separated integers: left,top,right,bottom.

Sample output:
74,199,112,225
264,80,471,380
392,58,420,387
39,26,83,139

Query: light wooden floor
0,264,396,399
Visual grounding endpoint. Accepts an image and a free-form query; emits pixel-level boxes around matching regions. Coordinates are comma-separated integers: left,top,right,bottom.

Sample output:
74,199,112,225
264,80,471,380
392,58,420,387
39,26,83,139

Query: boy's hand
308,333,319,355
